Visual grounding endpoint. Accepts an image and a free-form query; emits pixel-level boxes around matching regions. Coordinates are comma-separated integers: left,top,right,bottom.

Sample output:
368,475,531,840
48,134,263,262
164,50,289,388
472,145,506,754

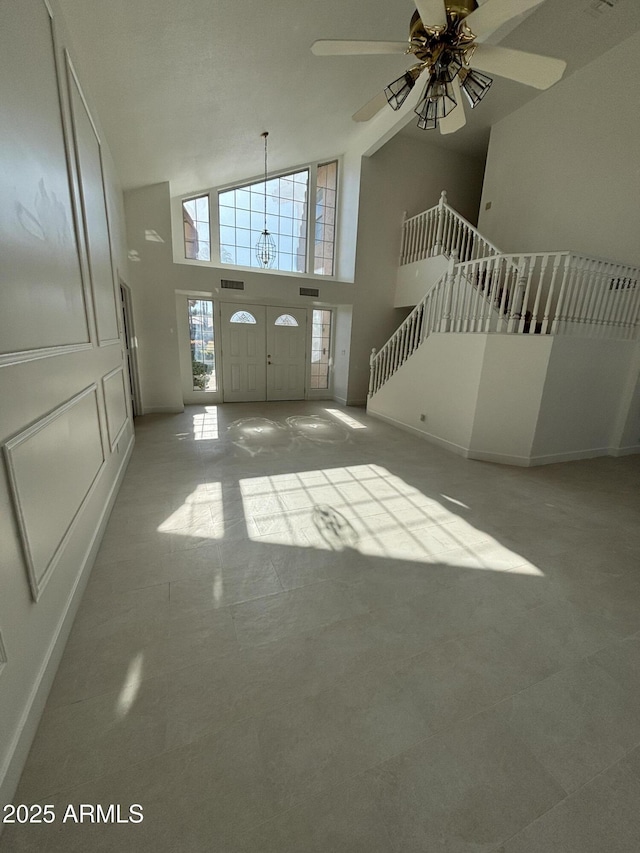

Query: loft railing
399,190,501,266
369,249,640,398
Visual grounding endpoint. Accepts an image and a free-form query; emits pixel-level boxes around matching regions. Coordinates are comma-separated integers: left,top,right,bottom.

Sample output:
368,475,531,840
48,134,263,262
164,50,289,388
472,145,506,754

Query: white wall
368,331,639,467
347,134,485,404
0,0,132,807
395,256,450,309
478,29,640,267
367,333,487,454
531,337,639,463
332,306,353,405
471,336,552,464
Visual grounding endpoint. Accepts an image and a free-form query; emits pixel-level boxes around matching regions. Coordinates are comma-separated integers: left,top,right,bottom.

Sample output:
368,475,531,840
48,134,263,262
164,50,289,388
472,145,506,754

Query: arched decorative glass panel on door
229,310,257,324
274,314,298,327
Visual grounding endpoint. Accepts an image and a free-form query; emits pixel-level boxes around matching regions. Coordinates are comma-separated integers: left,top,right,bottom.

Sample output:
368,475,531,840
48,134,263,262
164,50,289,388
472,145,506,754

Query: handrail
400,190,501,267
370,246,640,398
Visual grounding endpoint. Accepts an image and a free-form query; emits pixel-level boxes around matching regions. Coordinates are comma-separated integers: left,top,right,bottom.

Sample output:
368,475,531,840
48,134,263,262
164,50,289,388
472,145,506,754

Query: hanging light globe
256,228,277,268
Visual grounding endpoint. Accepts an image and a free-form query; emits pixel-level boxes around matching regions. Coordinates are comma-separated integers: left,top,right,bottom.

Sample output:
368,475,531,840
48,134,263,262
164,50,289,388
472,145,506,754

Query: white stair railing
370,249,640,398
552,252,640,337
369,254,457,397
399,190,501,266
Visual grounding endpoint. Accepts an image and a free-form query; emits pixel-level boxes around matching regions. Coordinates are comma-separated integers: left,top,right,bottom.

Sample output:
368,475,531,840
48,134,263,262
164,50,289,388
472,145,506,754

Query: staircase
400,190,502,266
370,195,640,399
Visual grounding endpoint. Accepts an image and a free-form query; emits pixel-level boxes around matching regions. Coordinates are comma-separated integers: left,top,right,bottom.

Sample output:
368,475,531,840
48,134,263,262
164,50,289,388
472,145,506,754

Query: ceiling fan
311,0,567,134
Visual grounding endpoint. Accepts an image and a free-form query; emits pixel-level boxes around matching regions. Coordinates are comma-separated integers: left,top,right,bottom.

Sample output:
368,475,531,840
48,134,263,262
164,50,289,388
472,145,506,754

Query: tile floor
3,401,640,852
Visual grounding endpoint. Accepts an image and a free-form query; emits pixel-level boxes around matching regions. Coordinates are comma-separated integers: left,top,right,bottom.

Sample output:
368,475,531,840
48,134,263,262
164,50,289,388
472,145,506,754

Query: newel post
440,250,458,332
368,348,377,398
433,190,447,256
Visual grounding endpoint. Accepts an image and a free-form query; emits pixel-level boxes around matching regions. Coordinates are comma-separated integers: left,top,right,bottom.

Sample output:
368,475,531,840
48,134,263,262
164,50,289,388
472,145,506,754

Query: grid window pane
314,162,337,276
310,309,332,390
219,206,235,227
236,246,251,267
236,208,251,229
217,169,309,273
188,299,216,391
235,189,251,210
182,195,210,261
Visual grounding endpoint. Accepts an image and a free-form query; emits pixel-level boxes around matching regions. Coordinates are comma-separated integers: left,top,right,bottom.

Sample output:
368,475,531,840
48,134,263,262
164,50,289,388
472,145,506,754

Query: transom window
181,160,339,277
314,162,337,276
183,196,210,261
274,314,298,326
229,310,257,324
219,170,309,273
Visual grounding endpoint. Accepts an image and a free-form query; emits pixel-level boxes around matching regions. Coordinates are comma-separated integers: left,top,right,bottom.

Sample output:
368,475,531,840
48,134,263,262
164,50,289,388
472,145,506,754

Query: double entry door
220,303,307,402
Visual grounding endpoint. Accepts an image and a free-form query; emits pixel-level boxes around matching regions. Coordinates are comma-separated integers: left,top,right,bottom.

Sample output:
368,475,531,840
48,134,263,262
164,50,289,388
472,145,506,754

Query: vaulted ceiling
58,0,640,195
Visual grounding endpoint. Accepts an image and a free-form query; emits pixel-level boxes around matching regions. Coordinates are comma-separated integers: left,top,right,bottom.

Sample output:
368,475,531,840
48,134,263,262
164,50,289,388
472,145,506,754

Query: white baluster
542,254,563,335
528,255,548,334
439,251,458,332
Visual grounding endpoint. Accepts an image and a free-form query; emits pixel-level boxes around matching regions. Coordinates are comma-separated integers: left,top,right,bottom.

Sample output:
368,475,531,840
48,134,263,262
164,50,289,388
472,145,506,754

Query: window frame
182,194,211,262
179,158,340,279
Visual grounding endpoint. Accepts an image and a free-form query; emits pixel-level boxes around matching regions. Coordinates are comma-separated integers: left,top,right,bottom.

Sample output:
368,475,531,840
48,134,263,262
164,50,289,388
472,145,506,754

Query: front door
220,303,308,402
220,303,267,402
266,307,307,401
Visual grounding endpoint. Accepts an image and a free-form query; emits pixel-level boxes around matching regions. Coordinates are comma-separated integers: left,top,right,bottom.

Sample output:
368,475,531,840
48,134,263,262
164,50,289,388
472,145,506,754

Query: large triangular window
182,160,338,277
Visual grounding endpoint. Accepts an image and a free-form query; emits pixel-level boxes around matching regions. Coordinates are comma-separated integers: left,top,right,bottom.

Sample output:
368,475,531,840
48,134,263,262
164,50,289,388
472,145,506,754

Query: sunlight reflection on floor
115,652,144,719
325,408,367,430
192,408,219,441
238,464,544,575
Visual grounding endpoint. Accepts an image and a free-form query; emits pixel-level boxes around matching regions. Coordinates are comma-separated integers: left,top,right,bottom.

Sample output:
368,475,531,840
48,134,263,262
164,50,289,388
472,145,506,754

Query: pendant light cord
262,131,268,232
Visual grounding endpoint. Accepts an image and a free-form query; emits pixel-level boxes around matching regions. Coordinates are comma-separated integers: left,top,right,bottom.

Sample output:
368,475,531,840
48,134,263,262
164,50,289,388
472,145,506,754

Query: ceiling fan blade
353,91,389,122
311,40,407,56
465,0,545,43
415,0,448,29
440,77,466,135
472,45,567,89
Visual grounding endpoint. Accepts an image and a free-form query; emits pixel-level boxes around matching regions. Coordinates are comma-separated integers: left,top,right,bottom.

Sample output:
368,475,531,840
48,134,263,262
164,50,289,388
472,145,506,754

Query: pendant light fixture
255,131,277,268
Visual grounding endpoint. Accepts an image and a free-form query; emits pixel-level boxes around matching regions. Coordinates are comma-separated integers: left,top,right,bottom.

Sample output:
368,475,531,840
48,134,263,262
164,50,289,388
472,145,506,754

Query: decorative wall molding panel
102,365,129,451
3,385,106,601
0,0,92,360
0,631,7,678
65,53,120,348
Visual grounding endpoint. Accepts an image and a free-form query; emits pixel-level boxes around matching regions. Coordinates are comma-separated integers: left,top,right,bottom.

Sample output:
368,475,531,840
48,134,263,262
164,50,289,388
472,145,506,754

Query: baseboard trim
142,405,184,414
528,446,611,466
609,444,640,458
0,432,135,810
367,409,470,458
466,449,534,467
332,395,347,406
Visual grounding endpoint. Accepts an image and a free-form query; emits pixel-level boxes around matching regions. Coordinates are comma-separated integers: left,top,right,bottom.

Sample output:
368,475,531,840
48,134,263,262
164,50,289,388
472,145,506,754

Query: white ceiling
57,0,640,194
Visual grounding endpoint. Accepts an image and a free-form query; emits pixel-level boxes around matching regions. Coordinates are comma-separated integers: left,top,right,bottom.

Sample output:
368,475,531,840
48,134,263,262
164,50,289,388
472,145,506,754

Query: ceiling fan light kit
384,66,422,111
311,0,566,136
414,68,459,129
460,67,493,108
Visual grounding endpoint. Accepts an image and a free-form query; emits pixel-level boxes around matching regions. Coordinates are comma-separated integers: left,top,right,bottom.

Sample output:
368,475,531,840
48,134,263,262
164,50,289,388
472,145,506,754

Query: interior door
220,303,267,402
266,307,307,401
